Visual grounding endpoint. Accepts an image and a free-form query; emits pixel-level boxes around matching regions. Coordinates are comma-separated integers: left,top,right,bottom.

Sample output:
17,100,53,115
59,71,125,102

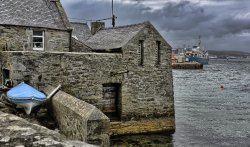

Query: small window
32,30,44,51
139,40,144,66
156,41,161,65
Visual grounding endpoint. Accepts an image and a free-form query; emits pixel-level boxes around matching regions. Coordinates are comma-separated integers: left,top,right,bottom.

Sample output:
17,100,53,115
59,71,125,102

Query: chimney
91,22,105,35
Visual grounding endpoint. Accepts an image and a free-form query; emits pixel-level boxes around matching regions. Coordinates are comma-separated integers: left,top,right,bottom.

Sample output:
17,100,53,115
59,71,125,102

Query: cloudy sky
61,0,250,52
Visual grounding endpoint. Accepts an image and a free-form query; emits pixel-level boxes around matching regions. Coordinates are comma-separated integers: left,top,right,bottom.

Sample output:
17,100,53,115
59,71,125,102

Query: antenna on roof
112,0,117,27
198,35,201,47
69,0,117,25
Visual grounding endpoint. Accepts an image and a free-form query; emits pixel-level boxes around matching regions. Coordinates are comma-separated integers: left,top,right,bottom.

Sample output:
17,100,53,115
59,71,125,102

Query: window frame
32,30,44,51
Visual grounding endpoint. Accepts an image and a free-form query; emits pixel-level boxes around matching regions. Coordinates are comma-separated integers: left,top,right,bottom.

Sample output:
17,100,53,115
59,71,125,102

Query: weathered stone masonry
0,51,123,112
0,26,70,52
0,47,174,122
120,23,174,119
43,86,110,146
0,0,175,134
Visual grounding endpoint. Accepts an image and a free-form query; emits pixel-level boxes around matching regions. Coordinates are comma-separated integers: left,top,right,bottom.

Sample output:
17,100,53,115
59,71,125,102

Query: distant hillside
208,50,250,58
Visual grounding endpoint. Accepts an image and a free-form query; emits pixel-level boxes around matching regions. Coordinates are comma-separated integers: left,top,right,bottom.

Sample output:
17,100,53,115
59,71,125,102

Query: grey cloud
146,1,214,31
61,0,250,52
207,17,250,37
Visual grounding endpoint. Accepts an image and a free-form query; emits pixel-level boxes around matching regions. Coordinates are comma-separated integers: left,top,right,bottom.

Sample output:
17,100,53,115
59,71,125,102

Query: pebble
0,136,10,142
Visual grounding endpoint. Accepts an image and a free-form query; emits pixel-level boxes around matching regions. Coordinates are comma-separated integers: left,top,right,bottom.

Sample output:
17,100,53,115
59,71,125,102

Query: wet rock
111,134,173,147
0,102,5,108
0,111,98,147
0,93,57,130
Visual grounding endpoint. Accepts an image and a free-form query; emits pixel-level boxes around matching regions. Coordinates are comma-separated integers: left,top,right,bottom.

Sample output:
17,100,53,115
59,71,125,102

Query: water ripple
173,59,250,146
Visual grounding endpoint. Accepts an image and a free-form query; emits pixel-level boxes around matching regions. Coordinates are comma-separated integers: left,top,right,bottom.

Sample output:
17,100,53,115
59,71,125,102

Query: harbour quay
172,62,203,69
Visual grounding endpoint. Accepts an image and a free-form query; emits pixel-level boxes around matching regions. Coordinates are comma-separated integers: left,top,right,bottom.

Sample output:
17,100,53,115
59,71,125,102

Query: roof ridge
103,21,149,30
54,0,72,30
70,22,88,25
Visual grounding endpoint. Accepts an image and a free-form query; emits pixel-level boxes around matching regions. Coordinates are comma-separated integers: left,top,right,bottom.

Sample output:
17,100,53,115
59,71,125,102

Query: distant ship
226,56,237,59
184,36,209,65
209,55,218,59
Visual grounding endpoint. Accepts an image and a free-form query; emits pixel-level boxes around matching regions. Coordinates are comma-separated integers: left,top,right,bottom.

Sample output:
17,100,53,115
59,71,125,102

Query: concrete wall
43,86,110,147
0,25,70,52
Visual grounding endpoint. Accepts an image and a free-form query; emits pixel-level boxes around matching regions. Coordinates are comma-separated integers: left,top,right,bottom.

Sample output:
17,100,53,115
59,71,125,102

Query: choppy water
111,59,250,147
173,59,250,147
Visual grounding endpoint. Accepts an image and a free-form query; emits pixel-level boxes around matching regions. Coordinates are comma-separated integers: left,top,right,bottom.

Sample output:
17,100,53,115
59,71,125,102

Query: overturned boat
7,82,46,114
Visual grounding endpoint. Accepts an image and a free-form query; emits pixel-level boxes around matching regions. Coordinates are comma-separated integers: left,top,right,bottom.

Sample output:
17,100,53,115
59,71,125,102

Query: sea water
111,59,250,146
173,59,250,146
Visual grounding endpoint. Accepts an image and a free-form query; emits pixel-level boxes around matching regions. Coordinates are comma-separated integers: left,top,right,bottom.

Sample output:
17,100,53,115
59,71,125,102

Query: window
32,31,44,51
139,40,144,66
156,41,161,65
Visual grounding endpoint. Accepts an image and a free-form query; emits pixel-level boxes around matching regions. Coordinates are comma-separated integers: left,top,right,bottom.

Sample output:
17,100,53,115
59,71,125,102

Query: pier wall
172,62,203,69
43,86,110,146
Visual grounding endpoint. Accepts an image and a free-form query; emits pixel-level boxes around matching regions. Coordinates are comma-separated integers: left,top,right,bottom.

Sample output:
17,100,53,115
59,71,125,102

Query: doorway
102,83,121,120
2,69,10,85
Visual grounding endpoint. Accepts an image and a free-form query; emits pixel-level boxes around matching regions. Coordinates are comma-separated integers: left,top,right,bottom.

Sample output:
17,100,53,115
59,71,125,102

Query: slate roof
0,0,69,30
85,22,148,50
71,22,92,42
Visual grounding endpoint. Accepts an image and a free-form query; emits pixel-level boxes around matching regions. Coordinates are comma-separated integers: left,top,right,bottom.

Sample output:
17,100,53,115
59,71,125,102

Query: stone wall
0,25,70,52
0,42,174,123
0,51,123,111
43,86,110,147
119,23,174,120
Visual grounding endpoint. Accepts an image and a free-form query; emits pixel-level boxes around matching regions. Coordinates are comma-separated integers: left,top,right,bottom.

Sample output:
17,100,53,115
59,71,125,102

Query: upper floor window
139,40,144,66
156,41,161,65
32,31,44,51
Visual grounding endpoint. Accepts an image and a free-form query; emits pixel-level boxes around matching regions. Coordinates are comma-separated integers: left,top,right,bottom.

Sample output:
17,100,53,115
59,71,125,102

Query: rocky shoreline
0,111,97,147
110,134,173,147
0,93,57,130
0,93,96,147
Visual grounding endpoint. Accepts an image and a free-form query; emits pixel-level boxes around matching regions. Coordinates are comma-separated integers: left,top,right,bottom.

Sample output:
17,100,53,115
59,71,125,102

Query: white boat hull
15,101,43,114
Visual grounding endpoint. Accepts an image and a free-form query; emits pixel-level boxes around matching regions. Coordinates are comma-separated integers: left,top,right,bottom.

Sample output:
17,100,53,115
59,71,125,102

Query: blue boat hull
7,82,46,114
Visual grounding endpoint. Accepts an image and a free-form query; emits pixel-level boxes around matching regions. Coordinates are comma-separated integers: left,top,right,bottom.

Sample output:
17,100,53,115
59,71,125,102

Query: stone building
0,0,72,52
71,21,175,121
0,0,175,136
